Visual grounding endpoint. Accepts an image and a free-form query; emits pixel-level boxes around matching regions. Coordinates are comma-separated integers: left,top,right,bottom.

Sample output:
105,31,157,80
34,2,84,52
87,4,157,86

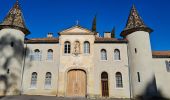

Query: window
10,42,14,47
45,72,52,88
64,41,71,54
34,49,42,61
31,72,37,88
47,49,53,60
114,49,120,60
137,72,140,82
7,69,10,74
116,72,123,88
101,49,107,60
135,48,137,53
84,41,90,54
165,60,170,72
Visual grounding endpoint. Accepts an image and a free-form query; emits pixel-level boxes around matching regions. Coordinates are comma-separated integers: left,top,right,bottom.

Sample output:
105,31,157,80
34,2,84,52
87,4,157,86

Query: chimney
47,33,53,38
104,32,111,38
95,32,99,37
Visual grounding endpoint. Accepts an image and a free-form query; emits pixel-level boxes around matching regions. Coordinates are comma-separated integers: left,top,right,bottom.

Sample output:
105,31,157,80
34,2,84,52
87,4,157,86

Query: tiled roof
25,38,59,43
121,5,152,37
0,0,30,34
25,37,127,43
152,51,170,58
95,37,128,43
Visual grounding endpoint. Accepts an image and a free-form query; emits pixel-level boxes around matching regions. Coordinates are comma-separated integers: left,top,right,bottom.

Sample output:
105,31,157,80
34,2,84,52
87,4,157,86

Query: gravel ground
0,95,131,100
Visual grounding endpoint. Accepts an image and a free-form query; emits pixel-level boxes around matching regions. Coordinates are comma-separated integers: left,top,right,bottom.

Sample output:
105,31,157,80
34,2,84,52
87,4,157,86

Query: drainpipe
20,43,27,95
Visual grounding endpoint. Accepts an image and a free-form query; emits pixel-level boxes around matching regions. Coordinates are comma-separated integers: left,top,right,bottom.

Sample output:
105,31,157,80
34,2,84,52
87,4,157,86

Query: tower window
7,69,10,74
135,48,137,53
137,72,140,82
10,42,14,47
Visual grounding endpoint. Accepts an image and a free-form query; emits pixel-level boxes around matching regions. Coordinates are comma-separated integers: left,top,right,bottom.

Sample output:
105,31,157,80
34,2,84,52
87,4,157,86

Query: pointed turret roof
0,0,30,34
121,5,153,37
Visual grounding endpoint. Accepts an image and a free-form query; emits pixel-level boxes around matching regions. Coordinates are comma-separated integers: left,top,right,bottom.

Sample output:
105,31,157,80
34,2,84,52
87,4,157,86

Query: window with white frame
84,41,90,54
45,72,52,88
34,49,42,61
47,49,53,60
116,72,123,88
114,49,120,60
101,49,107,60
64,41,71,54
31,72,37,88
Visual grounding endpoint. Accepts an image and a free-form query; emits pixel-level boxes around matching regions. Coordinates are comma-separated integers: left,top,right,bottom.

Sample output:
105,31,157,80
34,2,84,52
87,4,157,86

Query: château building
0,1,170,99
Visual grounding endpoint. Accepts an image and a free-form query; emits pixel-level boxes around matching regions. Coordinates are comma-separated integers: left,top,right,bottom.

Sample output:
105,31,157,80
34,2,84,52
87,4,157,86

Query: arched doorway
67,69,86,97
101,72,109,97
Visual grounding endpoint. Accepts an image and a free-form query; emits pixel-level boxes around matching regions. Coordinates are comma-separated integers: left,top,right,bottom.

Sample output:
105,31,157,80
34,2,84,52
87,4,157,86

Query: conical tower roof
0,0,30,34
121,5,152,37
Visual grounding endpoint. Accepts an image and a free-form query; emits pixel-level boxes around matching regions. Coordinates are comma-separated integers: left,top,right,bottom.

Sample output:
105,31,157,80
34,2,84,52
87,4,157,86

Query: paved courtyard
0,95,131,100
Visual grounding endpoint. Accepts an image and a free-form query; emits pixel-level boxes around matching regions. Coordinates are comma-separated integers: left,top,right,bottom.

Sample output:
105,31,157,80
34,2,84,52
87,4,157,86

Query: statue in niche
74,41,80,55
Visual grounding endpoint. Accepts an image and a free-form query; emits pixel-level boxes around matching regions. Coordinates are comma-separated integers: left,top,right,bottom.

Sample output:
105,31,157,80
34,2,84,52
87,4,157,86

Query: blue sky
0,0,170,51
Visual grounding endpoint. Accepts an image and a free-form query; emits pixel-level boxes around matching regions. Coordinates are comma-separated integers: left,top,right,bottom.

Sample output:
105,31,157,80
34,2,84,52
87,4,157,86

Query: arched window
47,49,53,60
45,72,52,88
64,41,71,54
101,49,107,60
34,49,42,61
84,41,90,54
116,72,123,88
114,49,120,60
31,72,37,88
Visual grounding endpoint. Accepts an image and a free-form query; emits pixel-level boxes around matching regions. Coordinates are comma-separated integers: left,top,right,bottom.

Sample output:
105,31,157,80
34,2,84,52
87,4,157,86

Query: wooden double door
67,70,86,97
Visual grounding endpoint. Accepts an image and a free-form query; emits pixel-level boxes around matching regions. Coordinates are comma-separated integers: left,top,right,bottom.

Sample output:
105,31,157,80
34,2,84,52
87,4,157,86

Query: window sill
29,87,37,89
114,60,121,62
84,54,90,56
100,60,108,61
46,60,53,62
44,87,52,90
115,87,124,89
63,54,71,56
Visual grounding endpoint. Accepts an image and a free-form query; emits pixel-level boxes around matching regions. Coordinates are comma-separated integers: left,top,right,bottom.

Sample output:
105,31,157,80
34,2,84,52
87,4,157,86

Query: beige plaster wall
94,43,130,98
22,43,60,96
127,31,154,98
152,58,170,99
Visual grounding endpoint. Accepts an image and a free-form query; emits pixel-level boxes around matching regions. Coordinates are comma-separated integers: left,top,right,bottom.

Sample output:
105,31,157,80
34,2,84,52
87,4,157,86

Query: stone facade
0,1,170,99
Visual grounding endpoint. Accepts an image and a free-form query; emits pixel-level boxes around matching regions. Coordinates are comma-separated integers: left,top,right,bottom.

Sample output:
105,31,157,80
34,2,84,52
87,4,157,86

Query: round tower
0,0,29,95
121,5,156,98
